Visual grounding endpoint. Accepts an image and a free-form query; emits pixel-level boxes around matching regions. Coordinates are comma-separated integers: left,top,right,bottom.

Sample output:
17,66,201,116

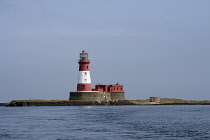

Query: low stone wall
110,92,125,101
70,92,111,101
150,97,161,102
69,92,125,101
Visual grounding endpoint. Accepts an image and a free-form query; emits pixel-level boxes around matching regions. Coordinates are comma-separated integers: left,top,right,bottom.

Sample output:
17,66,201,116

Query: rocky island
3,98,210,107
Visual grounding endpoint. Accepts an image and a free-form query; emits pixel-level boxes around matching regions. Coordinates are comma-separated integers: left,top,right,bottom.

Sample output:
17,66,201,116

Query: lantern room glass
80,54,88,60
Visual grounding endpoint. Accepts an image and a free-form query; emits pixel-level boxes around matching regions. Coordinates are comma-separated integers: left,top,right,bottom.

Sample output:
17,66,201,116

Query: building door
108,87,111,92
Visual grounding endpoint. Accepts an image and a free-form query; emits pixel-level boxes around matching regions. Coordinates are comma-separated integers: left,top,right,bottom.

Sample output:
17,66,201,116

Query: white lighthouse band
78,71,91,83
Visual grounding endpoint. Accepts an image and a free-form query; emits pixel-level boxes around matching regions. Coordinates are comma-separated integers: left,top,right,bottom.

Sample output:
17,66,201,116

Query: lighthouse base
69,92,125,102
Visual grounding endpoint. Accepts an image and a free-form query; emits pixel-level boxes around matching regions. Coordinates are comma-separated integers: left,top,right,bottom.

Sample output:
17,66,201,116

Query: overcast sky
0,0,210,102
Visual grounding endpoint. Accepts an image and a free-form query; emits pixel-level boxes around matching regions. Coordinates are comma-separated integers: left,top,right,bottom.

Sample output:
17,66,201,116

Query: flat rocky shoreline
3,99,210,107
0,103,9,106
5,100,132,107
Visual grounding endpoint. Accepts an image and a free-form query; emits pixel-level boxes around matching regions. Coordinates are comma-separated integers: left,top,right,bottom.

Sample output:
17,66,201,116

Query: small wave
0,134,10,138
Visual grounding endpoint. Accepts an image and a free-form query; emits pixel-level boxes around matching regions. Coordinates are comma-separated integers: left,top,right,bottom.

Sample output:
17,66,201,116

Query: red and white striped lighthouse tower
77,50,92,91
70,50,125,101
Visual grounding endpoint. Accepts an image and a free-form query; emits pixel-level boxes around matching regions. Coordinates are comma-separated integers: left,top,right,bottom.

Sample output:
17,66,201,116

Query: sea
1,105,210,140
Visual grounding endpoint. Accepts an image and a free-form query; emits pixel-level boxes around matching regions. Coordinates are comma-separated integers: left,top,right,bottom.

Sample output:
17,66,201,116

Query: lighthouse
77,50,92,91
69,50,125,101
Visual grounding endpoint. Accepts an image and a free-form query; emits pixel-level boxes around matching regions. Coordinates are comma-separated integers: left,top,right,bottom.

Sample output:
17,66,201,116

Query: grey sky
0,0,210,102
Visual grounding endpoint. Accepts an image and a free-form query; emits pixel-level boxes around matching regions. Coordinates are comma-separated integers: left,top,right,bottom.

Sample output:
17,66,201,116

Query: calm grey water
1,105,210,140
